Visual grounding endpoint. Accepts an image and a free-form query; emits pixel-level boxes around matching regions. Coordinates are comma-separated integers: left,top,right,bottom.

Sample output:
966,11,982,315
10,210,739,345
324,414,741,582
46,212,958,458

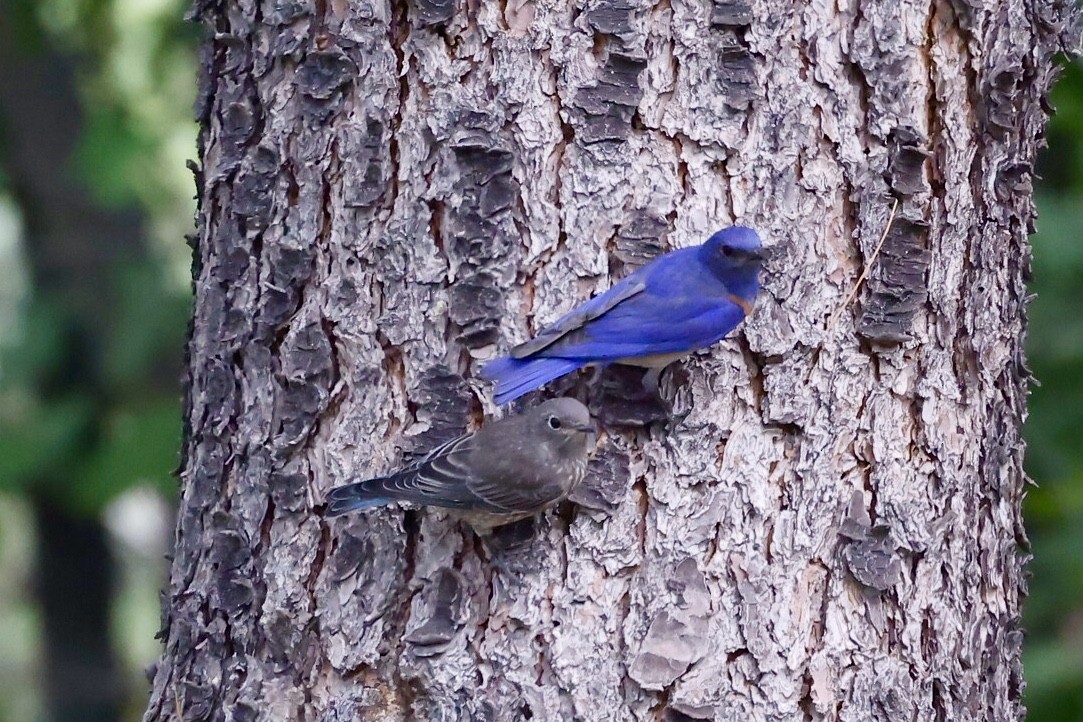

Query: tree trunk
34,502,121,722
147,1,1078,720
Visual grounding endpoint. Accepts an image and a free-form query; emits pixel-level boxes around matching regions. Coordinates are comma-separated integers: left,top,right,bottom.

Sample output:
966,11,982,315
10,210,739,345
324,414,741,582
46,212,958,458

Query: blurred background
0,1,1078,720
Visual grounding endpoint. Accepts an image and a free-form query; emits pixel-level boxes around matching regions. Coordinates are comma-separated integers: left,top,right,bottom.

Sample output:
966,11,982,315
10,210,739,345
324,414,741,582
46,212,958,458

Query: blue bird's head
700,226,765,301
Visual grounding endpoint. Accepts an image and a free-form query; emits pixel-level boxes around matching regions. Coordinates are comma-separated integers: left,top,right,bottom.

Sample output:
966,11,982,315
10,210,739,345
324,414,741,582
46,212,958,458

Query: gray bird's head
531,398,595,455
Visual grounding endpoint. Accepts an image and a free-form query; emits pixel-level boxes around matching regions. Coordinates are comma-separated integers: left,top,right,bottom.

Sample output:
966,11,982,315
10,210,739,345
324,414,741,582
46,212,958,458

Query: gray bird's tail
479,356,585,405
324,480,394,517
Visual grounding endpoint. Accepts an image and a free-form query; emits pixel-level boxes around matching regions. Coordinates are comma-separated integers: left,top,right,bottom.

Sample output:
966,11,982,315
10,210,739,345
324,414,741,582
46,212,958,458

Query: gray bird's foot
478,517,550,575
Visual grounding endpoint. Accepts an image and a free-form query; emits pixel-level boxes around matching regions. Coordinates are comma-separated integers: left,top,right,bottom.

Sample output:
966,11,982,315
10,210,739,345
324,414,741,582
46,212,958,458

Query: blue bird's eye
721,246,736,257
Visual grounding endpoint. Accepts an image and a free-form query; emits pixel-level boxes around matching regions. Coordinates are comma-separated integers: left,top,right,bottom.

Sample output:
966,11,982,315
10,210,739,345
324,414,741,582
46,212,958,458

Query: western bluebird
480,226,765,404
324,398,595,529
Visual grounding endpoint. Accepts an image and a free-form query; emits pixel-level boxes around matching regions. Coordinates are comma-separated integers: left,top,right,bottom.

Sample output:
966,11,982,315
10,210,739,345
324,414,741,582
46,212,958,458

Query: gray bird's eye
547,416,562,430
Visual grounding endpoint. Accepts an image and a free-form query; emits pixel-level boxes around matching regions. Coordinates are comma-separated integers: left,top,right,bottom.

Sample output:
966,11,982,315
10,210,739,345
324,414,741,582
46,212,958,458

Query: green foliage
1023,57,1083,721
1026,192,1083,481
103,261,191,394
1042,60,1083,195
0,297,93,495
0,0,194,518
0,396,95,492
0,3,195,711
0,262,189,513
0,294,68,389
75,104,148,208
77,400,182,513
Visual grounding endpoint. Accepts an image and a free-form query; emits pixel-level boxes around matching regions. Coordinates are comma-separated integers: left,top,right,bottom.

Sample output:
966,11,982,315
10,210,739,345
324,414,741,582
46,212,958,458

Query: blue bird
480,226,765,405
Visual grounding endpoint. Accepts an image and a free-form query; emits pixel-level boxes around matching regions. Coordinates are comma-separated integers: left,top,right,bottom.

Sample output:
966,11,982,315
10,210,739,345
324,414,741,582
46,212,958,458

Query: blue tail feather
480,356,586,405
325,480,393,517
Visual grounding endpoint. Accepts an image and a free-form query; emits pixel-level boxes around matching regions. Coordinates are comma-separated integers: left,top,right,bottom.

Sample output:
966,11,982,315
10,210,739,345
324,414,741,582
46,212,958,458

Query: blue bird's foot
641,367,662,394
591,365,671,428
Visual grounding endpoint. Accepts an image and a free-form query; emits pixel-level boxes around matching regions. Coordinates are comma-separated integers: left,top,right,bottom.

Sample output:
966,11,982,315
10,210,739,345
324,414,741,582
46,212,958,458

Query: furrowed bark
146,1,1079,720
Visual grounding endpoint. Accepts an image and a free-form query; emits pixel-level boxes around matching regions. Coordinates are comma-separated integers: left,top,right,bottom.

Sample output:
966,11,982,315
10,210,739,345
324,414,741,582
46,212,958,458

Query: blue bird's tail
479,356,585,405
325,480,393,517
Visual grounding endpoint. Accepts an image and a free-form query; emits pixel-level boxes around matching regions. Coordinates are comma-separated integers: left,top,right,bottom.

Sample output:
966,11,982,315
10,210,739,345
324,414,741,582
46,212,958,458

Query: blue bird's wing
538,290,748,361
511,248,750,362
511,275,648,358
480,356,589,406
480,272,649,404
480,247,754,404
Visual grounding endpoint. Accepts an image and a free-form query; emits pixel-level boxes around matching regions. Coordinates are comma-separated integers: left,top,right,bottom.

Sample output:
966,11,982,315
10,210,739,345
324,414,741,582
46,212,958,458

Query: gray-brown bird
324,398,595,529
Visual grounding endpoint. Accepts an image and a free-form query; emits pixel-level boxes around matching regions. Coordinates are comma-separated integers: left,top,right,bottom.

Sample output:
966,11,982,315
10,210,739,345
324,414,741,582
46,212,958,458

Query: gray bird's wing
377,425,577,514
511,276,647,358
465,470,571,514
464,425,580,513
369,433,500,511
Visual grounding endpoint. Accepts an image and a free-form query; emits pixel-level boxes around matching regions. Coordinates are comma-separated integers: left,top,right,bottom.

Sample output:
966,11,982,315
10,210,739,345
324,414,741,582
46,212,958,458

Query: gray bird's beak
581,422,601,450
571,420,597,433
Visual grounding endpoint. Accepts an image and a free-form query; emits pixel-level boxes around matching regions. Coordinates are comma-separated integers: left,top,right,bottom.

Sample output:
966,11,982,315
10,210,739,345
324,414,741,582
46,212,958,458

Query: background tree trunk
0,19,145,721
147,1,1078,720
